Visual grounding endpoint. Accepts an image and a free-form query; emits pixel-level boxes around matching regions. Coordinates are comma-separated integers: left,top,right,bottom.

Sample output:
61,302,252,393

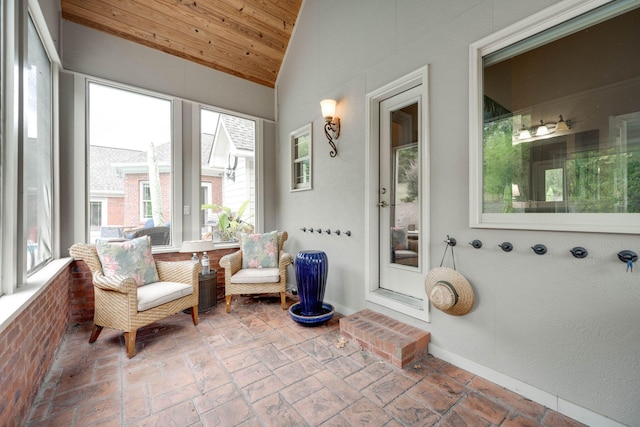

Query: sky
88,82,218,150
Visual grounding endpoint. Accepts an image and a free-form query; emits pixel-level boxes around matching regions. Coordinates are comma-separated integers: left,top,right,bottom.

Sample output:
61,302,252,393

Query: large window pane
479,1,640,226
88,82,172,246
200,109,255,241
24,15,52,272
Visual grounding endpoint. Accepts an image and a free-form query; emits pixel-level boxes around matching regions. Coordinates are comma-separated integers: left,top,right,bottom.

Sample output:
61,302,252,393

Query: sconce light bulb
320,99,337,121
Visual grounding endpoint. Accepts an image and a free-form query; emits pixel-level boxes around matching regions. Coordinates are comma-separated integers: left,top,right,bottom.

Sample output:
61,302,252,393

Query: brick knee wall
0,267,71,426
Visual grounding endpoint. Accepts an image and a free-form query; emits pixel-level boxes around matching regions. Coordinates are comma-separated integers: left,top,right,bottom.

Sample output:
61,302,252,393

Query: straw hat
425,267,475,316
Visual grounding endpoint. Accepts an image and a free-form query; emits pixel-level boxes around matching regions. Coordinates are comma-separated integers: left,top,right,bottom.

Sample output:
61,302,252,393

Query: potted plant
201,200,253,242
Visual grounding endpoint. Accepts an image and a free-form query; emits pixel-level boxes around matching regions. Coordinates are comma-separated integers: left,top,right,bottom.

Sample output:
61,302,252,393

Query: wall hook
499,242,513,252
300,227,307,232
570,247,588,259
345,230,351,236
309,227,314,233
334,230,341,236
469,239,482,249
618,250,637,272
445,235,457,246
325,229,331,235
531,244,547,255
316,228,323,233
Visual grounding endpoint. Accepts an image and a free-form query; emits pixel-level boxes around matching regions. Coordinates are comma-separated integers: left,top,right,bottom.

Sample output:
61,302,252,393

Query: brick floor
26,295,586,426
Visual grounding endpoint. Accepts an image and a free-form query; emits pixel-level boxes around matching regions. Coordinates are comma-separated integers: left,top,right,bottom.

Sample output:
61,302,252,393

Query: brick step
339,309,430,368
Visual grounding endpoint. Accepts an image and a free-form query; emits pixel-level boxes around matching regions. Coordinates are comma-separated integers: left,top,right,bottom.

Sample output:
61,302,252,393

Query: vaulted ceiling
61,0,303,88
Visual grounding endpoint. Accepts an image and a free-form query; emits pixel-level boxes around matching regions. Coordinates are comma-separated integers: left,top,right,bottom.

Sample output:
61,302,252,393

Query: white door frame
365,66,431,322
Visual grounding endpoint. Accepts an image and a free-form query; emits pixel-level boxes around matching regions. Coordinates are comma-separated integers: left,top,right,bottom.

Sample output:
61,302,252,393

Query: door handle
378,201,389,208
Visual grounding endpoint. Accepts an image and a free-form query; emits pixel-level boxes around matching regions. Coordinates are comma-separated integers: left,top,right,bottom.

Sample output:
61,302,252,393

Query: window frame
140,181,152,221
85,79,181,248
290,123,312,192
469,0,640,234
1,0,60,295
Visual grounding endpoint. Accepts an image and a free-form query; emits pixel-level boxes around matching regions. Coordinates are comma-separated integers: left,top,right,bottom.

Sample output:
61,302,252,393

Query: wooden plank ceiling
61,0,303,88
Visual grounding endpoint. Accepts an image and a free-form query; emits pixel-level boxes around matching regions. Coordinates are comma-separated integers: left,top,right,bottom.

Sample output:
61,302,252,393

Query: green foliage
201,199,253,241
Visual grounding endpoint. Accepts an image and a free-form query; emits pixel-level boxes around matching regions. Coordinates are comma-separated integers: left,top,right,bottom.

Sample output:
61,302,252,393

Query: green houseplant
202,200,253,242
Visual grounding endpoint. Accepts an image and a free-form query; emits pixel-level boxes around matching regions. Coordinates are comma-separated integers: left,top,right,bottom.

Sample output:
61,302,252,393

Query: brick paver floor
26,295,586,426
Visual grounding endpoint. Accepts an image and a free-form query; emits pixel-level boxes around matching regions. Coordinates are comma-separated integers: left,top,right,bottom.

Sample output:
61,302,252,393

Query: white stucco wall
275,1,640,425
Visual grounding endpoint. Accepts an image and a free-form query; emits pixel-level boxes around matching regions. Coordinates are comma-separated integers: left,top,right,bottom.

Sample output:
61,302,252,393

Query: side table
198,271,218,312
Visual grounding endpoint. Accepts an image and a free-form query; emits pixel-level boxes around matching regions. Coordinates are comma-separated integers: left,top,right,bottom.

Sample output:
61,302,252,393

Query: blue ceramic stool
289,250,334,326
295,250,328,316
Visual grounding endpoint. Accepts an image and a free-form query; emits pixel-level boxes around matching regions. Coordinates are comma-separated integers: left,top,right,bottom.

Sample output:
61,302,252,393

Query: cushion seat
219,231,292,313
137,281,194,312
230,267,280,284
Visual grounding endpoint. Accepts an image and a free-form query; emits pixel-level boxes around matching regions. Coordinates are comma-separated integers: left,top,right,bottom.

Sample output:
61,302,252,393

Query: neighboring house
204,115,256,228
95,139,223,241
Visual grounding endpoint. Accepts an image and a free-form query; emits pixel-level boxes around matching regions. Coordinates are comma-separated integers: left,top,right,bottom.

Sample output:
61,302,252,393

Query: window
200,108,256,240
291,123,312,191
88,82,173,245
140,182,152,220
1,2,58,294
24,15,53,272
470,0,640,233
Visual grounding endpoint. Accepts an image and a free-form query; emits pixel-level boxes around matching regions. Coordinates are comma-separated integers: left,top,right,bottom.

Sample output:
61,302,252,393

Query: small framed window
470,0,640,233
291,123,312,191
140,181,152,220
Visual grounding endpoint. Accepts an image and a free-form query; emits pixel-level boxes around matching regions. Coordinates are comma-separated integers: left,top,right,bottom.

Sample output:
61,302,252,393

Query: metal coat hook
334,230,341,236
445,235,456,246
570,247,588,259
345,230,351,236
531,244,547,255
469,239,482,249
308,227,314,233
300,227,307,232
499,242,513,252
325,229,331,235
618,250,637,272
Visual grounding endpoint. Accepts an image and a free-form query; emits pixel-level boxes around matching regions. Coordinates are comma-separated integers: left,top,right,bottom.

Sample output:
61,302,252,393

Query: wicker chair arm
279,251,293,267
220,251,242,275
155,260,201,286
93,272,137,293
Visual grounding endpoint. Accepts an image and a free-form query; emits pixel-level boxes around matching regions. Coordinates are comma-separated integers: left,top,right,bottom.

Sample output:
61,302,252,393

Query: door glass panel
389,103,420,268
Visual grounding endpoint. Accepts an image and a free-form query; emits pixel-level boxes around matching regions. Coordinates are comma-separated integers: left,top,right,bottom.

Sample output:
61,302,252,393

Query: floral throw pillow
391,227,408,250
241,231,279,269
96,236,159,287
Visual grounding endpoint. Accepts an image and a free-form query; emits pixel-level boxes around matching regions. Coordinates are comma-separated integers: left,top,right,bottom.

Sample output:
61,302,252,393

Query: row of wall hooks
300,227,351,236
464,237,636,271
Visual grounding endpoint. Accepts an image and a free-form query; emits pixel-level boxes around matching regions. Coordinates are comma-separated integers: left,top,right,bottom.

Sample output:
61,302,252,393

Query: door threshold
367,288,429,322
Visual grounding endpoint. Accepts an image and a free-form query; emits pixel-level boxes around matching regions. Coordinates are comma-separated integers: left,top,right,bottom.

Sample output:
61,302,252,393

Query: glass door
379,85,423,297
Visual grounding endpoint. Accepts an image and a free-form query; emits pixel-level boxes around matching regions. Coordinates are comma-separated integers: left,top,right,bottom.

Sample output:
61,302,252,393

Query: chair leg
225,295,232,313
88,325,103,343
280,292,287,310
191,306,199,325
124,330,137,358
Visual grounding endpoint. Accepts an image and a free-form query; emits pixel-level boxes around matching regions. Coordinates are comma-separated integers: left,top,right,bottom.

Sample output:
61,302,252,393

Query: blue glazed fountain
289,250,334,326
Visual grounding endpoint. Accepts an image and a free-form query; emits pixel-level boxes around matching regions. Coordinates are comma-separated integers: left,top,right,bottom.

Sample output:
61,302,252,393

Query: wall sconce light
518,124,531,140
320,99,341,157
555,114,571,132
225,154,238,182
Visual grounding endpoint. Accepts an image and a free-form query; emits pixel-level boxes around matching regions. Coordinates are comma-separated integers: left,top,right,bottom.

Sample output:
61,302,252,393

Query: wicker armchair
219,231,292,313
69,243,201,358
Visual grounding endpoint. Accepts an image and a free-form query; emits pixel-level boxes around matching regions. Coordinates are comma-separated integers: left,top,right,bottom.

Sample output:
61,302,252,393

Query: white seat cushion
137,281,193,312
230,267,280,284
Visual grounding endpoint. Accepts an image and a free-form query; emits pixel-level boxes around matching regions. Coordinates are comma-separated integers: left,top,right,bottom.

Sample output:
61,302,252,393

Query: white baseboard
428,344,625,427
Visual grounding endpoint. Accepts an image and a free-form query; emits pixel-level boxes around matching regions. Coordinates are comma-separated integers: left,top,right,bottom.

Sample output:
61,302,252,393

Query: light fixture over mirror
514,114,572,143
320,99,341,157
